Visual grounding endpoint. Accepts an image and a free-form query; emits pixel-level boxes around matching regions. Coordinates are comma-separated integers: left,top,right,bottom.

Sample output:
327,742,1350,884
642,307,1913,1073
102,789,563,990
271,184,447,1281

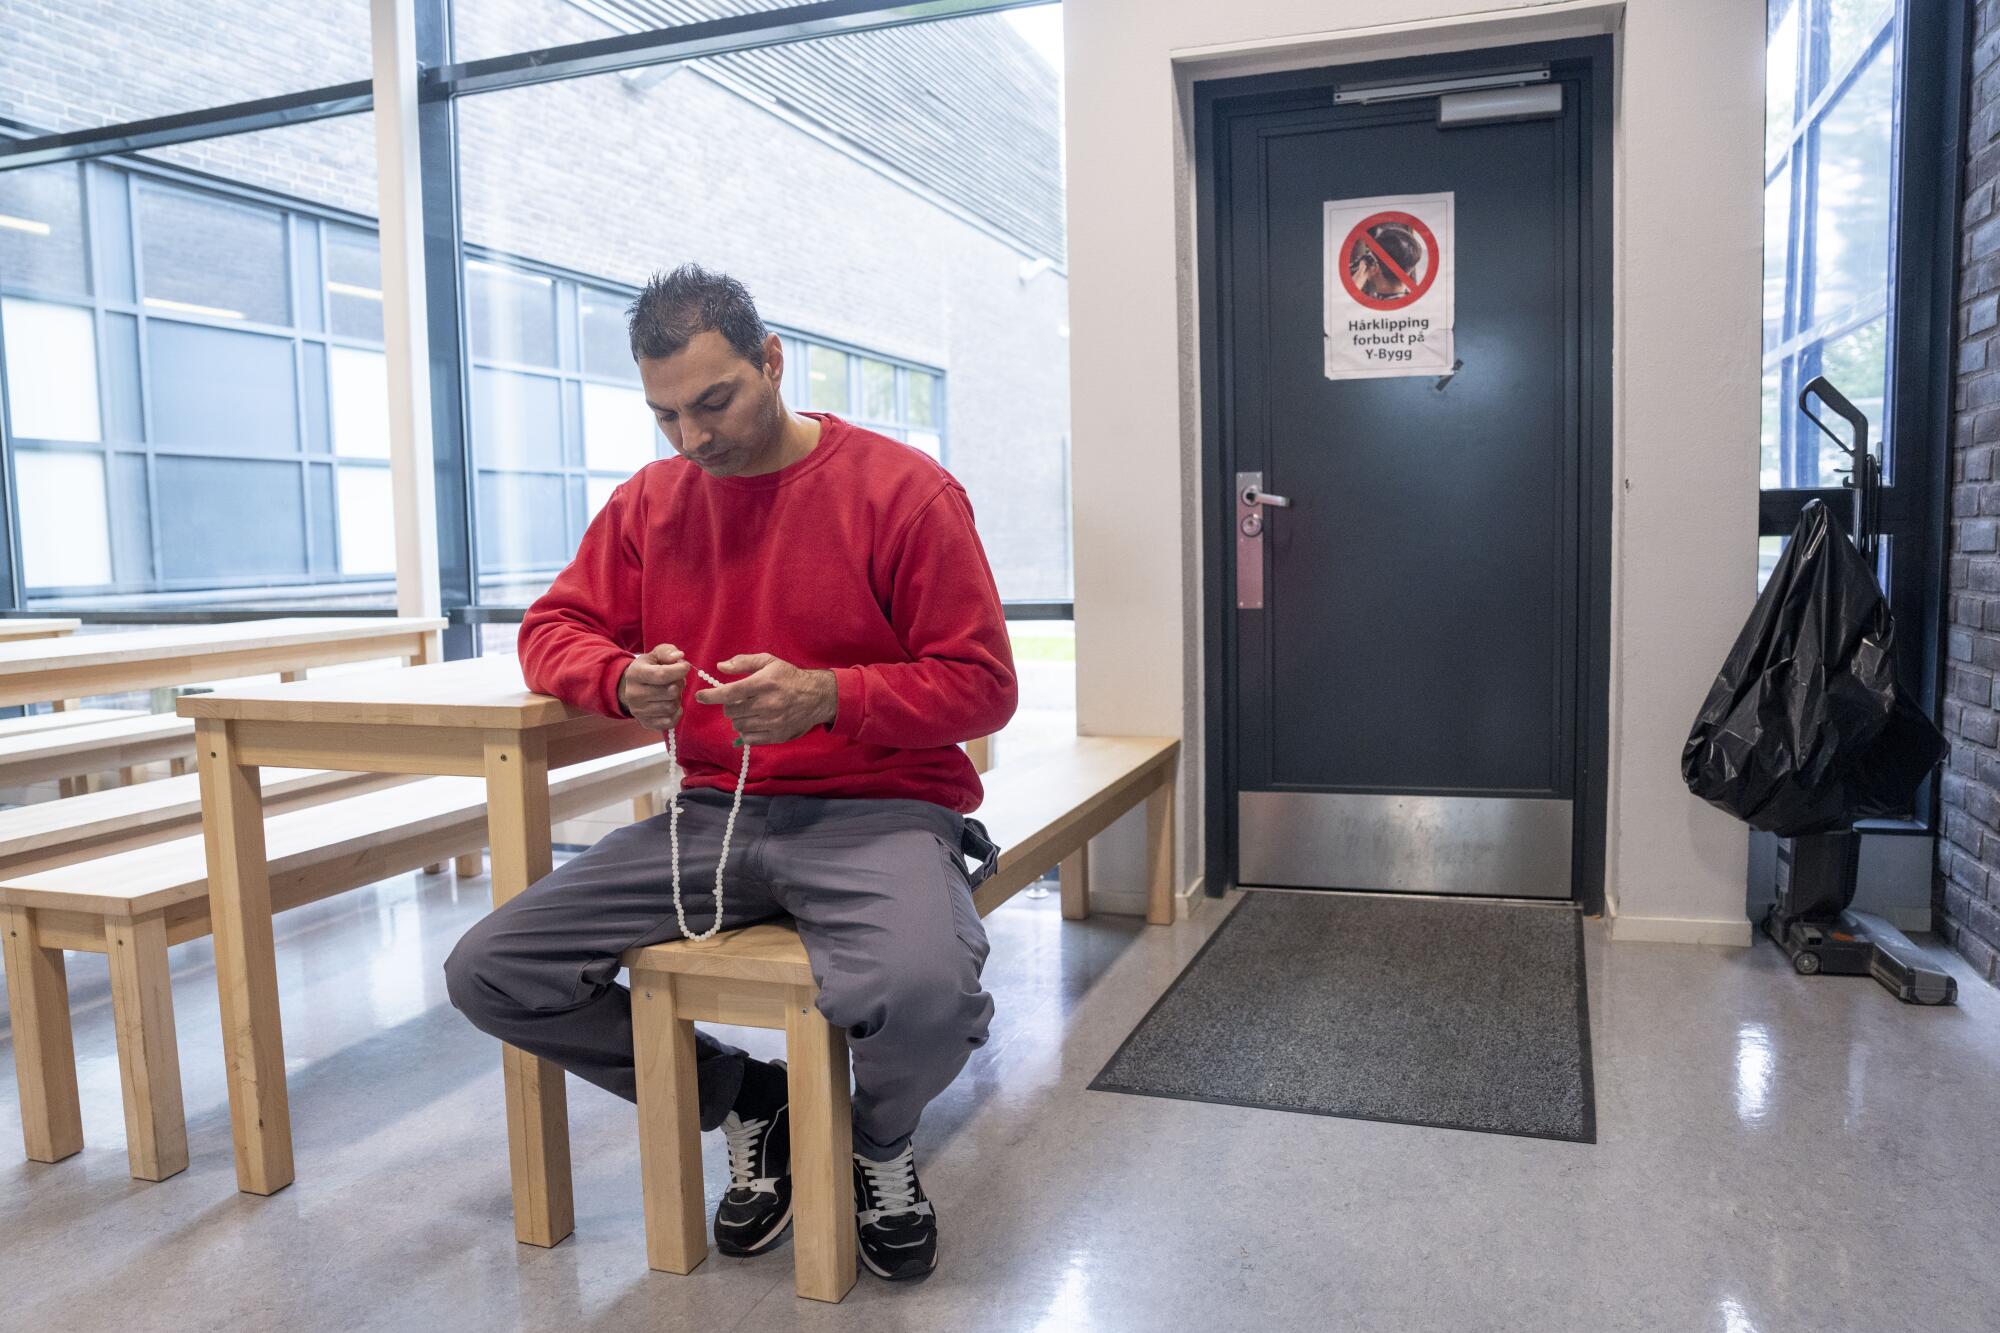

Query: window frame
0,0,1060,634
0,158,398,602
1758,0,1968,833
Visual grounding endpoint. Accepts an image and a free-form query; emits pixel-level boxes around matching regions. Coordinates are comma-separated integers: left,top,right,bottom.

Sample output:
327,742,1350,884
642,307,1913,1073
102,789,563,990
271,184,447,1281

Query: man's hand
618,644,691,732
695,653,837,746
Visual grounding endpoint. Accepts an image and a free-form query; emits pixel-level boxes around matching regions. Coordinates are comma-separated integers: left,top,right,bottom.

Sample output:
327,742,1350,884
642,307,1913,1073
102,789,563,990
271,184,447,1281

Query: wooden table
0,617,446,710
178,654,658,1247
0,618,79,643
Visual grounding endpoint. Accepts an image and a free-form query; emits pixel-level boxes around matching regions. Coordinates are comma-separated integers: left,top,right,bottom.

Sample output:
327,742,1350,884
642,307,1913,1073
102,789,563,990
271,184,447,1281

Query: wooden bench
0,706,142,739
0,618,80,643
620,734,1178,1302
0,713,196,795
0,747,674,1183
0,765,404,877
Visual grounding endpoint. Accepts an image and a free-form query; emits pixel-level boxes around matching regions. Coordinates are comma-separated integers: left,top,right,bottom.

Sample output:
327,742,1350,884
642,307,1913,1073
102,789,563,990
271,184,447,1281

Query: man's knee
820,961,991,1050
442,919,501,1024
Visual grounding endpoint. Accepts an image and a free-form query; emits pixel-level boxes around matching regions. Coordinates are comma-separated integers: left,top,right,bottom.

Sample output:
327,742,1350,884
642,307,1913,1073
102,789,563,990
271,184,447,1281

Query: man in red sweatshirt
444,264,1017,1282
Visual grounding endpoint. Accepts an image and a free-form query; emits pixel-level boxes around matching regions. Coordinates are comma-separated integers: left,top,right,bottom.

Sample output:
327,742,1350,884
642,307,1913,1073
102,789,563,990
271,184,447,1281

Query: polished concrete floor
3,867,1999,1332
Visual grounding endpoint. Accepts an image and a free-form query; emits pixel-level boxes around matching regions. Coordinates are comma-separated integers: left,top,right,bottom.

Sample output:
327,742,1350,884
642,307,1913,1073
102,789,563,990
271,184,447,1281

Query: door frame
1195,36,1615,913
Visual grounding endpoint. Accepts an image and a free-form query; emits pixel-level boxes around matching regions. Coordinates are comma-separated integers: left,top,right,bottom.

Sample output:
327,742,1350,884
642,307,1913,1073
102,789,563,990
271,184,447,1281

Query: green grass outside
1009,632,1076,663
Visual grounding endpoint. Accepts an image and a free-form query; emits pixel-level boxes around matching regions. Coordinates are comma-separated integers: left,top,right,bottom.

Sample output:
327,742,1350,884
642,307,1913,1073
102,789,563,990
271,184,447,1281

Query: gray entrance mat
1089,891,1596,1143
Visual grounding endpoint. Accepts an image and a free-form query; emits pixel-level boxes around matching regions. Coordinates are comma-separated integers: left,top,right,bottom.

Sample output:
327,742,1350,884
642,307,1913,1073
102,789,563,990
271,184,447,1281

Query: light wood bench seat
0,713,195,793
0,765,404,877
0,707,144,738
619,734,1179,1303
0,747,675,1183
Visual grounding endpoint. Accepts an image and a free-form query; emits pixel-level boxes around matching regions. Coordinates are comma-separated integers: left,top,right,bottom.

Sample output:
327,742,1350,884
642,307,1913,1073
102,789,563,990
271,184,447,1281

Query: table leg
1145,765,1177,926
483,731,575,1248
195,717,293,1194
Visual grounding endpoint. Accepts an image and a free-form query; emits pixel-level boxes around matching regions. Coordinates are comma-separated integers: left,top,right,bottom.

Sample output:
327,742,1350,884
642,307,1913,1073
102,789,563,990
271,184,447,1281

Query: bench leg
1146,767,1177,926
1060,843,1091,920
786,984,856,1303
424,863,449,877
632,970,707,1274
51,699,84,798
169,757,191,778
105,915,189,1181
484,732,575,1248
120,765,143,787
455,851,484,878
0,906,83,1164
633,792,659,822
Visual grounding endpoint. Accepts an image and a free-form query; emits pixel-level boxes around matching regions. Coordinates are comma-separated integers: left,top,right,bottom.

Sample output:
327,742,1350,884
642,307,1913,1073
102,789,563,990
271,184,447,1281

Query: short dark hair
627,263,769,367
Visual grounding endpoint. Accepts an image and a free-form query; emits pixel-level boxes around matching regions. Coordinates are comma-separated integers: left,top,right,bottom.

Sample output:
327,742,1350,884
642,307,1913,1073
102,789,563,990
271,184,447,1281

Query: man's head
1349,223,1424,300
629,264,789,477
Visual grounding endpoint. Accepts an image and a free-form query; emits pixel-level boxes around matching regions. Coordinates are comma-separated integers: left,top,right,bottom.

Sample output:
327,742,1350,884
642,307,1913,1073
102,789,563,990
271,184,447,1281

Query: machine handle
1798,375,1869,463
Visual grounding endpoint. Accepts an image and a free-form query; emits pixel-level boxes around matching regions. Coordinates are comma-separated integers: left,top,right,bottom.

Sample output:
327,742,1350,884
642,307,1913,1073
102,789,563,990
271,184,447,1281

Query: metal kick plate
1236,470,1264,609
1238,790,1573,898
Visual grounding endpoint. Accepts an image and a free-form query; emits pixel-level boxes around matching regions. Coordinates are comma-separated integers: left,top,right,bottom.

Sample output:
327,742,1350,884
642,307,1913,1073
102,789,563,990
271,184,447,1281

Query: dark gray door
1219,64,1598,900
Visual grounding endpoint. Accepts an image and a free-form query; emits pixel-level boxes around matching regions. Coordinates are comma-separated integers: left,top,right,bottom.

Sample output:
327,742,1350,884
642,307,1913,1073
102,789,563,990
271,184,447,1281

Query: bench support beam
1,905,83,1164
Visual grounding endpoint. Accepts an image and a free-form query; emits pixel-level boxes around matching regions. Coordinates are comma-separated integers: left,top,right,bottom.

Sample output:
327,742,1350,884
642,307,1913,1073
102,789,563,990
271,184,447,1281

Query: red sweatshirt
518,411,1018,813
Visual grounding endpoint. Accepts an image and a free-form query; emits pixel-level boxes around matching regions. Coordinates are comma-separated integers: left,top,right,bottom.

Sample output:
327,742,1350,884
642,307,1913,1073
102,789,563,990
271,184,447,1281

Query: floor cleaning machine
1760,378,1957,1006
1767,830,1956,1004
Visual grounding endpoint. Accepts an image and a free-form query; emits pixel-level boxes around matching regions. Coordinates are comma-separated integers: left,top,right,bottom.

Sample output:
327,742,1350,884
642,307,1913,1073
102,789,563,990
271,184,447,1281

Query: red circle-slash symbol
1338,210,1440,312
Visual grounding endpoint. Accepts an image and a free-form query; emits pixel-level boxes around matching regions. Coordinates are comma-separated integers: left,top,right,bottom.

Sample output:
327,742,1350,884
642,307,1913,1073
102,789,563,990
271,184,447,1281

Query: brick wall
0,0,1072,601
1941,2,2000,982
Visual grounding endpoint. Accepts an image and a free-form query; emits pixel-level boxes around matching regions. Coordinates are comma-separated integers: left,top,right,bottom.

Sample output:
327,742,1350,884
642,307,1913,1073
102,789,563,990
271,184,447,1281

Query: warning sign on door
1323,192,1455,379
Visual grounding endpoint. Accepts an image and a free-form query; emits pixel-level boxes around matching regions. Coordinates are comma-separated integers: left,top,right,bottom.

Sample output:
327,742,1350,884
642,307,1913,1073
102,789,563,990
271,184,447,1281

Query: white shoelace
665,664,752,943
721,1111,776,1195
856,1145,932,1223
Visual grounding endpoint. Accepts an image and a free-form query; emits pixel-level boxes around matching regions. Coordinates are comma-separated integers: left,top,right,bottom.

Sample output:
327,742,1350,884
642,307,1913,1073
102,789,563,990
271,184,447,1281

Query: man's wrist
815,668,839,729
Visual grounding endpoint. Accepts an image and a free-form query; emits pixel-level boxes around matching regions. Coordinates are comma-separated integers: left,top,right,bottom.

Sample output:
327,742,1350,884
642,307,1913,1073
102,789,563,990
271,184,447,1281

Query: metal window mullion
0,83,375,172
1770,3,1894,164
291,214,316,576
76,163,132,594
1789,110,1824,488
435,0,1046,97
124,168,167,591
1764,291,1889,368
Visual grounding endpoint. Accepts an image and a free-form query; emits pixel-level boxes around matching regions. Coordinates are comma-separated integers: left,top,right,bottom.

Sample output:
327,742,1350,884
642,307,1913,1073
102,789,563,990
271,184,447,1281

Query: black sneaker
853,1145,937,1280
713,1060,792,1257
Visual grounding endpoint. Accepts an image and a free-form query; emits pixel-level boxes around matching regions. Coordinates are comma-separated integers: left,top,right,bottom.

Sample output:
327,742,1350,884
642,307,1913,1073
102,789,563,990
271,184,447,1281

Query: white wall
1063,0,1765,944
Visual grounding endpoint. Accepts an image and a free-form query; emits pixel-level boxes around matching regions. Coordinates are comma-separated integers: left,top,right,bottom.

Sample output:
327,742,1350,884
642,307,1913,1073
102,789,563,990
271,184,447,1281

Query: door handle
1237,471,1281,609
1241,485,1291,508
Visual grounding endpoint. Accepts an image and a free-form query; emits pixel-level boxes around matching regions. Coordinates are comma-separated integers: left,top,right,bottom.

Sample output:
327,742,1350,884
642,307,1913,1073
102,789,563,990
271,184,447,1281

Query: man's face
639,329,785,477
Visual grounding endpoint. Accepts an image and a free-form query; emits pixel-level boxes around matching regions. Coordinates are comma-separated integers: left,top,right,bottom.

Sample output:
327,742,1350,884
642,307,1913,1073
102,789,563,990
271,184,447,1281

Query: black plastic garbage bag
1681,498,1947,836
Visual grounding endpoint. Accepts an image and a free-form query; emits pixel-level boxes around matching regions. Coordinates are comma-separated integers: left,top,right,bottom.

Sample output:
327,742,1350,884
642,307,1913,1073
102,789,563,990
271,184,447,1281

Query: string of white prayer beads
665,665,752,943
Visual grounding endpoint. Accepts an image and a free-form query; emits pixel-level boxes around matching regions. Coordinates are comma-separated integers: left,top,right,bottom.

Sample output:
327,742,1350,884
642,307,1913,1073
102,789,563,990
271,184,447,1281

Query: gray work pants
443,785,998,1159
